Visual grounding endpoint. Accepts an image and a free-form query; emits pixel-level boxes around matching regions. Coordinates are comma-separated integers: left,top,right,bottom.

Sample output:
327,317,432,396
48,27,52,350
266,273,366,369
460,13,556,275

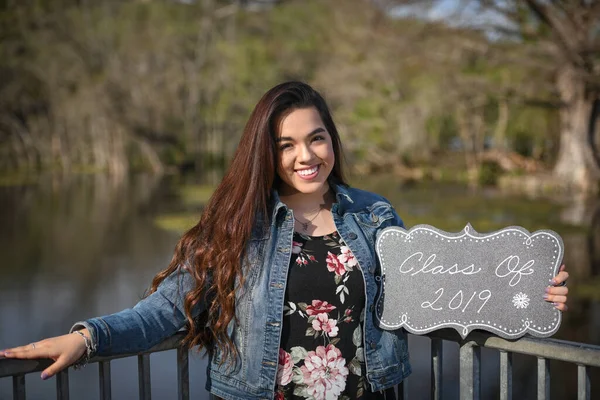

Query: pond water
0,173,598,399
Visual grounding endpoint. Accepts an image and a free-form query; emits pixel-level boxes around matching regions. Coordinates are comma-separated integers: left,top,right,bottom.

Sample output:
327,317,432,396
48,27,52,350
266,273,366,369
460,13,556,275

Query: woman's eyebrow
276,127,325,142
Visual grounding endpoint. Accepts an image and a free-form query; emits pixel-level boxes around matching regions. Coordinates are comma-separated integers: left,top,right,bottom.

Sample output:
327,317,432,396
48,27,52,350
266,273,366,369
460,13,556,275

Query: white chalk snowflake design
512,292,530,309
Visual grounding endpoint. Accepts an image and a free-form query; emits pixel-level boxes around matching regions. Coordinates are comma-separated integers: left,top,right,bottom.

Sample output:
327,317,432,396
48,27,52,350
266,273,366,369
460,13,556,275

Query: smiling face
275,107,335,197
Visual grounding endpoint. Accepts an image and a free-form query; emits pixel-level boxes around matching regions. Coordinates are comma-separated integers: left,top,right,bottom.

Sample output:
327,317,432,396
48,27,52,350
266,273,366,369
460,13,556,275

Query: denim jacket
73,184,412,399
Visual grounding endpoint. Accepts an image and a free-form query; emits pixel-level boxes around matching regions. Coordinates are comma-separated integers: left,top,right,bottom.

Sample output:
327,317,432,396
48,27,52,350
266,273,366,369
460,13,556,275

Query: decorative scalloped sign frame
375,224,564,339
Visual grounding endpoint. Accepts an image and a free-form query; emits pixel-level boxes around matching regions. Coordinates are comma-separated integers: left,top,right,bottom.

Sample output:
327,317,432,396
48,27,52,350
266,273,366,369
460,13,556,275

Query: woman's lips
296,165,320,180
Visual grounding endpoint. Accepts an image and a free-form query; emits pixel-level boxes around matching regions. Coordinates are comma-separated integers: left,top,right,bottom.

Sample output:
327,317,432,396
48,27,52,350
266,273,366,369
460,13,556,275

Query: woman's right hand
2,329,89,380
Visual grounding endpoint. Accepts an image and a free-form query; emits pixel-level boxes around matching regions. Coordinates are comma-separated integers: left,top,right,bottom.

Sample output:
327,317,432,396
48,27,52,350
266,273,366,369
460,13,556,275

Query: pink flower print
276,348,293,386
338,246,357,270
309,255,316,262
326,251,346,276
274,392,284,400
300,344,349,400
343,307,354,323
295,254,311,266
292,241,303,254
306,300,337,316
295,255,307,265
312,313,339,337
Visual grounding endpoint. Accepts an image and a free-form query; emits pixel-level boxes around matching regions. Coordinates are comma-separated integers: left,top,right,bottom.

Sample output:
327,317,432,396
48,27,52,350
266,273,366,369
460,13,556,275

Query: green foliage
0,0,566,177
425,114,458,150
507,107,554,157
478,160,503,186
154,213,200,233
153,183,214,233
179,185,215,206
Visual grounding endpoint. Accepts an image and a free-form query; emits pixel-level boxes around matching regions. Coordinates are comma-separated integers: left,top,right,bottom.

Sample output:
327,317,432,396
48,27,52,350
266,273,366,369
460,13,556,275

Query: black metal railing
2,331,599,399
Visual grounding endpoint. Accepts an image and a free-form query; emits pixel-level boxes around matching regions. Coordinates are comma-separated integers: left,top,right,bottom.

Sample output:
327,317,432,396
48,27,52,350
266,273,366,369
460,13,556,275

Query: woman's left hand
545,264,569,311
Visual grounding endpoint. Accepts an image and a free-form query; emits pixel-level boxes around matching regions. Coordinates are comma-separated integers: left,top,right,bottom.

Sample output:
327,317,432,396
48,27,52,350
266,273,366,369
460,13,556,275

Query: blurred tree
469,0,600,189
382,0,599,189
0,0,591,193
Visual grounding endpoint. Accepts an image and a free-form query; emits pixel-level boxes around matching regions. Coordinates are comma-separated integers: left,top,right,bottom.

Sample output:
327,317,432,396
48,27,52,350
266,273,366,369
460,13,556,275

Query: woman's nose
297,144,313,161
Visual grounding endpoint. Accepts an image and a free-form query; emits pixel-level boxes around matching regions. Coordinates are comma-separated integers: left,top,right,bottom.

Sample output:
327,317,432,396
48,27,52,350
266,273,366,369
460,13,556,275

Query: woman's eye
313,135,325,142
279,143,292,151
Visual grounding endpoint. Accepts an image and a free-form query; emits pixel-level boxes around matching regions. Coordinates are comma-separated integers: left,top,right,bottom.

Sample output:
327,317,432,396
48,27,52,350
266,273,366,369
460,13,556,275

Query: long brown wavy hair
148,82,347,362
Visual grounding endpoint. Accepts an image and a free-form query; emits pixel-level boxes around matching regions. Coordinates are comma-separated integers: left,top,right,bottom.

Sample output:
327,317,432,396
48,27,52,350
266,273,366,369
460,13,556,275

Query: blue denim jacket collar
270,181,354,219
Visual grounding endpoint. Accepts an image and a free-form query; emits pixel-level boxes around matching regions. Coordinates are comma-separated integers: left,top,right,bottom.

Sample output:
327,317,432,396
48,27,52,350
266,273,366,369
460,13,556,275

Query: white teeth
297,166,319,176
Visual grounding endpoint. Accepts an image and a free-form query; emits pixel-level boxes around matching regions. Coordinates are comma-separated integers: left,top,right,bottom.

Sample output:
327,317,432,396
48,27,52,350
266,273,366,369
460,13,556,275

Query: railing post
397,380,405,400
177,347,189,400
138,354,151,400
12,375,26,400
431,338,443,400
99,361,112,400
459,341,480,400
577,365,590,400
499,351,512,400
56,369,69,400
537,357,550,400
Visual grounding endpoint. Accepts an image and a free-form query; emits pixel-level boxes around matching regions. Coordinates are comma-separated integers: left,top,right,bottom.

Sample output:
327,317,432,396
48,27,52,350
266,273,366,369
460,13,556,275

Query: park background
0,0,598,399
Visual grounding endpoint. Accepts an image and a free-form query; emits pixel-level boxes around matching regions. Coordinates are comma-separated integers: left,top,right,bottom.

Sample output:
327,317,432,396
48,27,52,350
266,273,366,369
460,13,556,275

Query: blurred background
0,0,598,399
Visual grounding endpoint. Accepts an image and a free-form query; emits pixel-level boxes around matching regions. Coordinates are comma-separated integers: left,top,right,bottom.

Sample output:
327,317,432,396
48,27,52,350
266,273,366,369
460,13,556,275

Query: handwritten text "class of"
397,252,535,313
398,252,534,287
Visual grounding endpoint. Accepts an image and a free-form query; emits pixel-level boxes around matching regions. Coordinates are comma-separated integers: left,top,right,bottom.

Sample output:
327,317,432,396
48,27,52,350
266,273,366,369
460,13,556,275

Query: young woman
2,82,569,399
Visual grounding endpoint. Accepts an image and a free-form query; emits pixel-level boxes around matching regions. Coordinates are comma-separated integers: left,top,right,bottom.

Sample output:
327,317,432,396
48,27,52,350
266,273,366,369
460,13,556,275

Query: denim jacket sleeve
391,207,405,229
380,196,405,230
70,266,205,356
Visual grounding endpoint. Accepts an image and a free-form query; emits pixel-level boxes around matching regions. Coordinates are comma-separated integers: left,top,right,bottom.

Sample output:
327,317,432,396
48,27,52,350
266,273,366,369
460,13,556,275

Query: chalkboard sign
375,224,564,339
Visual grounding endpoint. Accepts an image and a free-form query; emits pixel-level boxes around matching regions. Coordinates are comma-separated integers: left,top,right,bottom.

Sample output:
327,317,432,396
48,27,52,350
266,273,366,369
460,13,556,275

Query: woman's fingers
545,294,567,304
544,285,568,302
41,355,70,380
551,265,569,286
2,334,87,379
553,302,568,312
2,343,45,359
544,265,569,310
542,263,569,311
546,286,568,296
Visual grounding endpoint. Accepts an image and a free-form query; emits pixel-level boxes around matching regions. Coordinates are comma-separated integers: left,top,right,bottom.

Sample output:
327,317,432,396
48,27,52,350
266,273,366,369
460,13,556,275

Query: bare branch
588,0,600,21
524,0,588,67
478,0,520,21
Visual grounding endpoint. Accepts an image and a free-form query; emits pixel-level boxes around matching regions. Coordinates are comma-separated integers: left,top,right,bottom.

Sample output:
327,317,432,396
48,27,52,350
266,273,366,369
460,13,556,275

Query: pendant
302,222,309,231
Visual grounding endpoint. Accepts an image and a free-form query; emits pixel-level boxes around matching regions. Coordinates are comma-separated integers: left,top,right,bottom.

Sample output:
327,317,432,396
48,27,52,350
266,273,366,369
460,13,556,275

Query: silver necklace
294,206,323,232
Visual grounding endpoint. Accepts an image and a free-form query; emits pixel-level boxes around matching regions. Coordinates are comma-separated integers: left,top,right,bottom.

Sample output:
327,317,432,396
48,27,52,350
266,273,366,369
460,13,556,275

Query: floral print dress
275,231,391,400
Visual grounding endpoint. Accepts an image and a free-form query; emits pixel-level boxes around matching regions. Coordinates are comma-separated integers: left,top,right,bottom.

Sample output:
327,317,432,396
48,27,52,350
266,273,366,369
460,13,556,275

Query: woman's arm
73,265,205,356
2,265,205,379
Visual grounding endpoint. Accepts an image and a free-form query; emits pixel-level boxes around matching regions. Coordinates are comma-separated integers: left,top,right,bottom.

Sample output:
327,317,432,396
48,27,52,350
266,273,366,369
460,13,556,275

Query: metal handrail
1,333,188,400
427,329,600,367
420,329,600,400
0,333,186,379
2,331,599,399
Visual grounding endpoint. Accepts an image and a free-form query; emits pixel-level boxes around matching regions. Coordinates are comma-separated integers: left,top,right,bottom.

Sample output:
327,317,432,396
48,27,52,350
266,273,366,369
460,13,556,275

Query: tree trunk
493,97,509,152
455,104,473,168
552,65,600,192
